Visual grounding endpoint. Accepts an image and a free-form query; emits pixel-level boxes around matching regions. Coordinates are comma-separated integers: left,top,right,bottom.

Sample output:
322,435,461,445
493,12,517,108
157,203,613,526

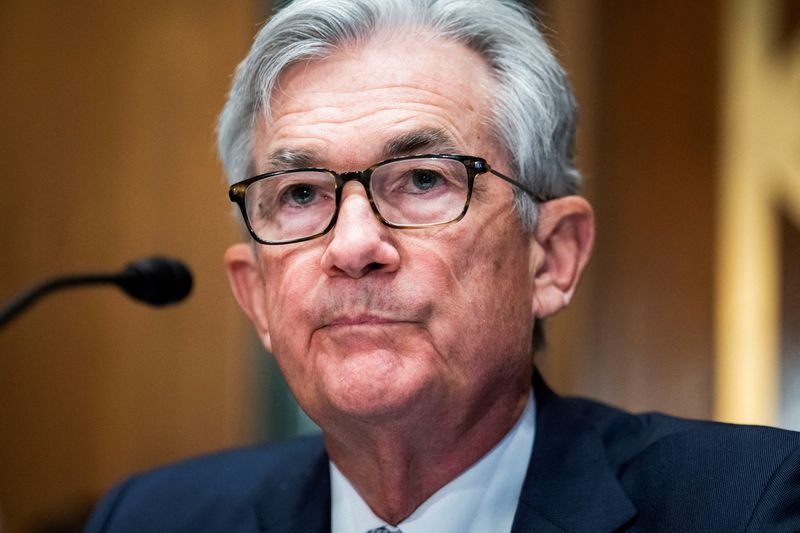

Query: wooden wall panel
0,2,259,531
537,0,719,419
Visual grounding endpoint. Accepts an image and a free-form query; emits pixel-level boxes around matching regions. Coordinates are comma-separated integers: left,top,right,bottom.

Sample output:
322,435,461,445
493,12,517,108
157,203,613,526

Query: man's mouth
326,315,404,327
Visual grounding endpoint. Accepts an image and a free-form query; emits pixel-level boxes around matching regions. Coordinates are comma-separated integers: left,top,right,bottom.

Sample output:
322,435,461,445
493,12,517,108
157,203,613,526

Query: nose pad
320,183,400,278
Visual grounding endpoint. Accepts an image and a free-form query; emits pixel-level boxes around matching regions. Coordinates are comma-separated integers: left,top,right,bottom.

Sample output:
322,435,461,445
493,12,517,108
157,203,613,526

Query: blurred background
0,0,797,531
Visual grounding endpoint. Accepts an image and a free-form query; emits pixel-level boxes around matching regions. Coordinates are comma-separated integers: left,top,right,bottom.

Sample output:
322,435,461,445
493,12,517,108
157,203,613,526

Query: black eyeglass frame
228,153,547,245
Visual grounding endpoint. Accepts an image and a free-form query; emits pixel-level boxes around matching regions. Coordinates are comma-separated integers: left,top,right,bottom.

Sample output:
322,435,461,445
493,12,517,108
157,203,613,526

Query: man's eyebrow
261,149,319,172
381,128,459,159
259,128,458,173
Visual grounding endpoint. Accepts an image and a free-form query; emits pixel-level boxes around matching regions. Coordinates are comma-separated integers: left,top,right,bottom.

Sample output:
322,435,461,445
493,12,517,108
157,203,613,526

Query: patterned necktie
366,527,403,533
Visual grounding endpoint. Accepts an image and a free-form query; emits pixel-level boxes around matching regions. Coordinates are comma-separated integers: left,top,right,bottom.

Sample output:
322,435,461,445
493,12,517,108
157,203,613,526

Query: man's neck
323,387,531,524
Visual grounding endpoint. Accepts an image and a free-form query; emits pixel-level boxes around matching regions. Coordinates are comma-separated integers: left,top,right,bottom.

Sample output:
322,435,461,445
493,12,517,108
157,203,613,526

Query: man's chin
315,352,434,423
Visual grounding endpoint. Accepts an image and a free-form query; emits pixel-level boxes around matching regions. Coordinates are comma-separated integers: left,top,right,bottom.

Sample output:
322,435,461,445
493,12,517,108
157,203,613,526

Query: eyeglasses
228,154,545,245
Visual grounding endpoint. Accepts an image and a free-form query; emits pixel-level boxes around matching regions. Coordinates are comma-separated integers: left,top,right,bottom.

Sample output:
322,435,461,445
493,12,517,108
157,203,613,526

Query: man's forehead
250,34,497,173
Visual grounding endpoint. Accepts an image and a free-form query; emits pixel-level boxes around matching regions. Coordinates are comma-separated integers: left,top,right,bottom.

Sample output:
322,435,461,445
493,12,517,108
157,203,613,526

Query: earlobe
530,196,594,318
224,243,273,352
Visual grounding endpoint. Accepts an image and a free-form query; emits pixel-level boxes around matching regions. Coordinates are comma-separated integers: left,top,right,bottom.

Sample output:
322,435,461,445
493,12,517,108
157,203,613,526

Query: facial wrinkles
403,197,521,324
267,94,475,163
258,169,518,362
255,37,520,375
260,246,317,322
274,83,476,118
314,280,433,328
259,239,425,341
267,52,487,139
260,189,515,370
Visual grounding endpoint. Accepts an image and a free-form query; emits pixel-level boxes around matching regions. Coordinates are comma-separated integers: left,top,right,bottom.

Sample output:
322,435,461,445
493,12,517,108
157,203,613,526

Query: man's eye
281,184,317,206
407,169,444,193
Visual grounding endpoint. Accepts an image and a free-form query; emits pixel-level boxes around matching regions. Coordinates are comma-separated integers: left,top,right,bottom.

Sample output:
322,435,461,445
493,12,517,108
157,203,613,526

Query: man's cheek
264,264,314,319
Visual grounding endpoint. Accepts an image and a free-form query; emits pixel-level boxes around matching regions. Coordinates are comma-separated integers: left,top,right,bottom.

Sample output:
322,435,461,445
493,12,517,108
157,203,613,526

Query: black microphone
0,257,193,330
115,257,193,306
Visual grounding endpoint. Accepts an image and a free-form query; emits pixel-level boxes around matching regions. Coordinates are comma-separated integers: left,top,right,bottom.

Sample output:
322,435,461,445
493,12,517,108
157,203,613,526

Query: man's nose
320,182,400,278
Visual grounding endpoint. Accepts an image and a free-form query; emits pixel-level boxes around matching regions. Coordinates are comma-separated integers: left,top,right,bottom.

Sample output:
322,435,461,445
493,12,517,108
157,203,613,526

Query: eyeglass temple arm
486,168,550,203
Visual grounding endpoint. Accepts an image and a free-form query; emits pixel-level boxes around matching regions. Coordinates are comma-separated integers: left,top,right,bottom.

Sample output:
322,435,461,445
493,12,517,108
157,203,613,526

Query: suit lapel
511,373,637,533
250,375,636,533
253,440,332,533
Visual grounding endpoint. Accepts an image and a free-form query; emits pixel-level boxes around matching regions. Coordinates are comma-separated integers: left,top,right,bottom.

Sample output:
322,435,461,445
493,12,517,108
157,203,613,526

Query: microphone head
116,257,193,306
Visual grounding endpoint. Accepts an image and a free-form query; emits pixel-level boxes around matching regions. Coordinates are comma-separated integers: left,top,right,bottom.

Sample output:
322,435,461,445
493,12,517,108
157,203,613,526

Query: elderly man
87,0,800,531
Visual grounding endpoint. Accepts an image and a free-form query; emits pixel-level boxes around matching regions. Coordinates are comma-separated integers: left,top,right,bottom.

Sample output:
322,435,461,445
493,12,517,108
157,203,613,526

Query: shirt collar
331,389,536,533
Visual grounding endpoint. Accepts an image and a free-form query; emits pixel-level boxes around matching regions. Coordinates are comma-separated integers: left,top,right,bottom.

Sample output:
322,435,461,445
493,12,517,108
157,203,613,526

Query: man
87,0,800,531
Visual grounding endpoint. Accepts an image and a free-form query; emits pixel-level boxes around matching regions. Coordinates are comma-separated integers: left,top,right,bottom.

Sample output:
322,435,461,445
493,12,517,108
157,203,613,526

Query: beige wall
0,2,259,531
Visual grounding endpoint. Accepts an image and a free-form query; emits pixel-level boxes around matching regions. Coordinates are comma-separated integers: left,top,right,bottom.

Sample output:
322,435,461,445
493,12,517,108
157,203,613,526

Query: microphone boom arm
0,257,192,330
0,273,118,329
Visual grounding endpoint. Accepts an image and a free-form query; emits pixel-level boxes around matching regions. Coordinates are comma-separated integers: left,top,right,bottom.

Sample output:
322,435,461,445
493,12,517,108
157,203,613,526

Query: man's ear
530,196,594,318
224,243,273,352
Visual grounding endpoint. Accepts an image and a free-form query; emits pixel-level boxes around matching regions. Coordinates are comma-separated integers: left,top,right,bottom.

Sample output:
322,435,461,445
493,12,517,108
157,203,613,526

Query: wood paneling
0,2,259,531
537,0,719,419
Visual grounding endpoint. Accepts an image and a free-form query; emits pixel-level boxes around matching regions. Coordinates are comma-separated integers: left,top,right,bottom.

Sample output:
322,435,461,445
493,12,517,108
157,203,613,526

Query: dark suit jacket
86,374,800,532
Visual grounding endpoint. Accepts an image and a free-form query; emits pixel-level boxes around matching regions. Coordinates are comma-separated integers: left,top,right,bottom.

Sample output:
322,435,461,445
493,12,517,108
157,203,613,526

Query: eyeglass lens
243,157,470,243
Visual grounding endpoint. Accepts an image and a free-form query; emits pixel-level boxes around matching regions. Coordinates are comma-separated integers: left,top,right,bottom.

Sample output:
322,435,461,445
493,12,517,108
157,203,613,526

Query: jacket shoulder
560,396,800,531
85,435,326,533
559,395,800,464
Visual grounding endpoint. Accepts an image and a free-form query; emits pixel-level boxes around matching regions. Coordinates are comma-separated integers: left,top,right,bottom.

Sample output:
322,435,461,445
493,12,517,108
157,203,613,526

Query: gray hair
217,0,580,232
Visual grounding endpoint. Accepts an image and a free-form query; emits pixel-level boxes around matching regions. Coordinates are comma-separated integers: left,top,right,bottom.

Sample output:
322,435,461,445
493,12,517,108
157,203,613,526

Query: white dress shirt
331,390,536,533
